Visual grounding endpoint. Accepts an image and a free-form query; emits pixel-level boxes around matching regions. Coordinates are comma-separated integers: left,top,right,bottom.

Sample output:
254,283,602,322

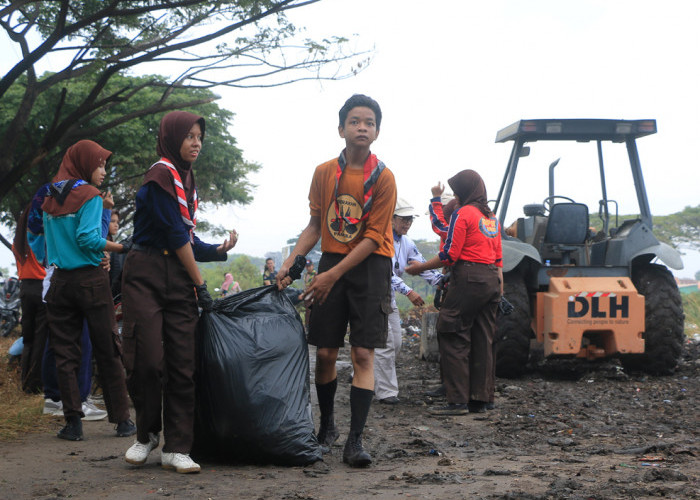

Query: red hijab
447,169,492,217
143,111,205,203
41,140,110,216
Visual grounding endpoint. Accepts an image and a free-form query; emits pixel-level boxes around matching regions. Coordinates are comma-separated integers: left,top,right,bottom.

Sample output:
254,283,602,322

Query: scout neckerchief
47,179,88,206
331,150,385,234
150,158,198,242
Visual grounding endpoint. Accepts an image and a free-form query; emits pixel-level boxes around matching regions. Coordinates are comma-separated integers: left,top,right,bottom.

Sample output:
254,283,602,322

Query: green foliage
200,254,268,294
682,291,700,336
394,238,440,315
652,205,700,250
0,73,259,233
588,205,700,250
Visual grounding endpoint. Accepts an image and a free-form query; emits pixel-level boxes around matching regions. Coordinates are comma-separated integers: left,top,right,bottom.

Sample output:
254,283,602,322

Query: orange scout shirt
13,244,46,281
309,157,397,258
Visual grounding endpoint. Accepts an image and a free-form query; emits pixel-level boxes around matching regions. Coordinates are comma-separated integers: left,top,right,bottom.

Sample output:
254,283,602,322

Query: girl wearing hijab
121,111,237,474
219,272,240,296
405,169,503,416
41,140,135,441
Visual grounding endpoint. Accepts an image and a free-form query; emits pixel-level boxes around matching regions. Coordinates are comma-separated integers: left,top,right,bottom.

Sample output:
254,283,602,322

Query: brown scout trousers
45,266,130,422
20,279,48,394
120,248,199,454
436,261,500,404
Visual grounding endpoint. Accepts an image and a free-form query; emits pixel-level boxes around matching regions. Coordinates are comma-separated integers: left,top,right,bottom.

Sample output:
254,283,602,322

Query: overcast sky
2,0,699,277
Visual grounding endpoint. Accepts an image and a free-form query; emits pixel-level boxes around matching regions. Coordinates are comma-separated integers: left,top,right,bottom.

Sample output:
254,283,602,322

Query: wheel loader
493,119,685,377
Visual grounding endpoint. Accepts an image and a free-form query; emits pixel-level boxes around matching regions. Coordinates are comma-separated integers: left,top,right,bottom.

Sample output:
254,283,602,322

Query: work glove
437,271,451,291
498,296,514,316
288,255,307,281
433,288,443,310
195,282,214,312
120,236,134,254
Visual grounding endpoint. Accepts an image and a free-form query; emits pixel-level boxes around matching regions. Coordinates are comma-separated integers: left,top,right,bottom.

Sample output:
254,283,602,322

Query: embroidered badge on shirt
326,194,364,243
479,216,499,238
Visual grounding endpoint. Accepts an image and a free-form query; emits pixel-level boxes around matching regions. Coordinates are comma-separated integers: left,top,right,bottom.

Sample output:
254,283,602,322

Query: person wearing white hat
374,197,443,404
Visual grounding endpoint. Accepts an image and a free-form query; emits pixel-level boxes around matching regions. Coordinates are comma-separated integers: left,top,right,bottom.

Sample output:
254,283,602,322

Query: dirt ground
1,329,698,500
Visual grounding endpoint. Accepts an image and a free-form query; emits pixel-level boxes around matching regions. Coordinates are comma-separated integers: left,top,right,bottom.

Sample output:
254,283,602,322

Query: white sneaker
161,452,201,473
81,400,108,421
43,398,63,416
125,432,159,465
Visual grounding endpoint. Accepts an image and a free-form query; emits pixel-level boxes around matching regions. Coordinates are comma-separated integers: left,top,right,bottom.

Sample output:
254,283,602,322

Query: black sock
316,378,337,426
349,386,374,438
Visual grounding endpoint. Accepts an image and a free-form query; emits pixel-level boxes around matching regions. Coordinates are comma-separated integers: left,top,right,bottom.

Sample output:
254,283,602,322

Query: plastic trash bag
194,283,321,465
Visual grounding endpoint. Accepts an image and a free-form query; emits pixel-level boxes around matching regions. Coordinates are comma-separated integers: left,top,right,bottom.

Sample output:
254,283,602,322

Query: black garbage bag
282,286,304,305
194,284,321,465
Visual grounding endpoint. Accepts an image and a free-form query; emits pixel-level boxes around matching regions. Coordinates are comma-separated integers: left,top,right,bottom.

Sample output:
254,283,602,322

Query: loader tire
621,264,685,375
495,271,532,378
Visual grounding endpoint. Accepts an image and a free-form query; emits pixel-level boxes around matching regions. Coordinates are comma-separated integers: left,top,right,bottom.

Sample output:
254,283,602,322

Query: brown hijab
447,169,492,217
41,140,109,216
143,110,205,202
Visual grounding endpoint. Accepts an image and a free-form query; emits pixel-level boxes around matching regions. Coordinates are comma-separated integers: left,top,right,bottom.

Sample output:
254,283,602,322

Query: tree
0,0,367,217
200,254,268,292
0,72,259,237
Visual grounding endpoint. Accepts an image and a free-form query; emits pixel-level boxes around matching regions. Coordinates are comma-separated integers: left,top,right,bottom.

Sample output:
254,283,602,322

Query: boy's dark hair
339,94,382,130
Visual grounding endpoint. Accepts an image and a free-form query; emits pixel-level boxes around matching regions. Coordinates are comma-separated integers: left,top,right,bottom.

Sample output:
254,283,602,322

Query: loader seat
543,203,589,264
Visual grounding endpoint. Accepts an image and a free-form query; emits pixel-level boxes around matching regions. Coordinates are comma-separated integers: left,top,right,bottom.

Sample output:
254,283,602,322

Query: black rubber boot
58,415,83,441
316,378,339,453
342,386,373,467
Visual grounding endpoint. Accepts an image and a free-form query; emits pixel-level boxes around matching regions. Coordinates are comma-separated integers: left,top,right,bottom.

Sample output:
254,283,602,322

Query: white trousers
374,307,402,399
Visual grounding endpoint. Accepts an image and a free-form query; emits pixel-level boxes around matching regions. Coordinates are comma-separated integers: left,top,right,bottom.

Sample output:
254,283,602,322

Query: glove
438,271,451,291
498,296,514,316
433,288,443,310
120,237,134,254
288,255,307,281
194,282,214,312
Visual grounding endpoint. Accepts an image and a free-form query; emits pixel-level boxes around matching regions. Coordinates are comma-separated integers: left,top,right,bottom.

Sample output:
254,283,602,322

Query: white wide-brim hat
394,197,421,217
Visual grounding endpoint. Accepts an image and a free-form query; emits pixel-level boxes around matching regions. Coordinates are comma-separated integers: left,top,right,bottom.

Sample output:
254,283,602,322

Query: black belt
456,260,496,268
132,243,173,256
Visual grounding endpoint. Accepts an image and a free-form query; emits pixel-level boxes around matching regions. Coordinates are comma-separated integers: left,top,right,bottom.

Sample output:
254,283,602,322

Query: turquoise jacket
44,196,107,270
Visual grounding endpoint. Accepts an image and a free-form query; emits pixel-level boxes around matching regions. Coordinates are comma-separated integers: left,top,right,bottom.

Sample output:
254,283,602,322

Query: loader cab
492,119,680,288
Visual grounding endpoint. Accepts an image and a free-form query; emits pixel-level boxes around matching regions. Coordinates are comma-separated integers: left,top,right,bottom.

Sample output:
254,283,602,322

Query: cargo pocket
120,321,136,373
377,295,392,346
380,295,392,316
83,283,110,309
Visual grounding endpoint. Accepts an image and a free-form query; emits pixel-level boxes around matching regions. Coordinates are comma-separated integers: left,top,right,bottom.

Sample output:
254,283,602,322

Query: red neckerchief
331,150,385,234
150,157,198,242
